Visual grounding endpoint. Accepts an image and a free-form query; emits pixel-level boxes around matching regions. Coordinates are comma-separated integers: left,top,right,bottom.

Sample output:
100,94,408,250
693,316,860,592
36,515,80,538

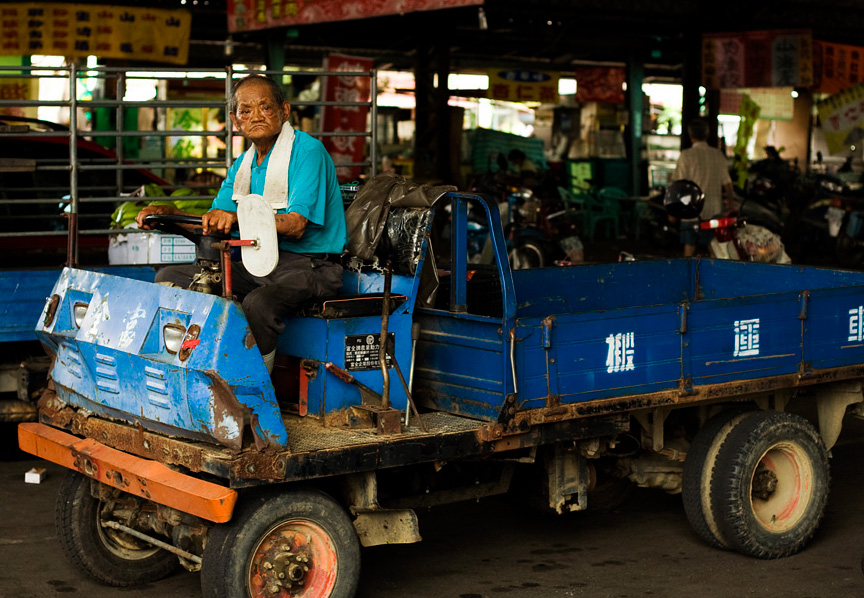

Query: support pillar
627,56,644,196
413,40,452,182
266,32,285,73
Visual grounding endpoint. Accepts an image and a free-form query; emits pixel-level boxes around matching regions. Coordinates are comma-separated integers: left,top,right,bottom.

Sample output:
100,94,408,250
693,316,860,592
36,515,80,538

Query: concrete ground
2,422,864,598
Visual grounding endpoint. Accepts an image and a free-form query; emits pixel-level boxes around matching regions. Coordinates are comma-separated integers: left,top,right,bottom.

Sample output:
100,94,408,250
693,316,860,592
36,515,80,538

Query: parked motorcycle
780,171,864,267
665,179,791,264
502,186,555,269
448,186,556,270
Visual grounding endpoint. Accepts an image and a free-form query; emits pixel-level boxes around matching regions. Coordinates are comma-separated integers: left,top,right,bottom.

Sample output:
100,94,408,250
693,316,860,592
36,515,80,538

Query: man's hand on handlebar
135,205,237,236
136,204,179,229
202,209,238,236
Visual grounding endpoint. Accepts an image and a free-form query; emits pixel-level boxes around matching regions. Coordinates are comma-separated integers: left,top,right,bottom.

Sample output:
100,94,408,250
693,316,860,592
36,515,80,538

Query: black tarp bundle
345,173,454,264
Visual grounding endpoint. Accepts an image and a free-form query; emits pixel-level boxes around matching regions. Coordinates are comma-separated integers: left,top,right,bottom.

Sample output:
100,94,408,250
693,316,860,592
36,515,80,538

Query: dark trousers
155,252,343,354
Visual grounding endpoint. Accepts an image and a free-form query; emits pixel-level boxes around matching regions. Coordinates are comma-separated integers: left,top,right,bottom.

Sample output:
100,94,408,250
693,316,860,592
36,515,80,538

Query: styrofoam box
25,467,46,484
109,231,196,265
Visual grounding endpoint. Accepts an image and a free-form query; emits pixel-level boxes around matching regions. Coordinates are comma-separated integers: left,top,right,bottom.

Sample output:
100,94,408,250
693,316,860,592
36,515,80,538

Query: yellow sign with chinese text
0,77,36,118
0,3,190,65
817,83,864,155
487,69,559,104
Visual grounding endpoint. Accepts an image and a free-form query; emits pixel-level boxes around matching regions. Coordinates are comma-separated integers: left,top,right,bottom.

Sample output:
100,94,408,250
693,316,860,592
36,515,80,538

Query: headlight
43,294,61,328
73,302,89,328
163,324,187,354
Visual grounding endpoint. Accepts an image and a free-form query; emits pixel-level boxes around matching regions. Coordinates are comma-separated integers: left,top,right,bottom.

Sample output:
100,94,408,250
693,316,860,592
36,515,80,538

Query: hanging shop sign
320,53,373,182
0,76,36,118
719,87,795,121
812,40,864,95
816,83,864,156
702,30,813,90
487,69,559,104
0,3,191,65
573,67,625,104
227,0,481,33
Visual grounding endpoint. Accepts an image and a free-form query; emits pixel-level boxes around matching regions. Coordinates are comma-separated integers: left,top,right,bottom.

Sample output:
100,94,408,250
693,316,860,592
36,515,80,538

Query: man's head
687,118,710,142
228,75,291,147
508,149,526,165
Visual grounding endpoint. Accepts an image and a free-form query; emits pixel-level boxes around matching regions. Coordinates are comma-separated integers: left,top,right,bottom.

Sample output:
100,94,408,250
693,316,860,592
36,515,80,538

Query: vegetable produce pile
110,183,216,228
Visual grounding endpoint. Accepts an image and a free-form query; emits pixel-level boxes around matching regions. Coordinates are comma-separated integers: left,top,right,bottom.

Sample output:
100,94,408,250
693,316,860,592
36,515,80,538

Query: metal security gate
0,64,377,267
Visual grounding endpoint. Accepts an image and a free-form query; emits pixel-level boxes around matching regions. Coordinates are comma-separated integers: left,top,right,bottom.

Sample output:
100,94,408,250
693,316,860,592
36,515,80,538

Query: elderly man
136,74,347,372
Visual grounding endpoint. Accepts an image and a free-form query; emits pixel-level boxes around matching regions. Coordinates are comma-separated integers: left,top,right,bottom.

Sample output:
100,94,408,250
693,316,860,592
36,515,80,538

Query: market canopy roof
7,0,864,83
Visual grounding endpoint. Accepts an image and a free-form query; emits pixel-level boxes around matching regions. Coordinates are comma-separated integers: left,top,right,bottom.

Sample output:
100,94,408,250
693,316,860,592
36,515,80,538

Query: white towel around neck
232,122,295,211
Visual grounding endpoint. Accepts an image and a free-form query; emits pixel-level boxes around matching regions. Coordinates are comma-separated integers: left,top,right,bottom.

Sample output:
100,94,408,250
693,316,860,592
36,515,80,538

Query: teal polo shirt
212,130,347,255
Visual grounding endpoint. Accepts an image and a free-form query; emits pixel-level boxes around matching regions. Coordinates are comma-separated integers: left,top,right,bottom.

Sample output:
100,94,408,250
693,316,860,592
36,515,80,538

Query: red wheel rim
248,519,338,597
750,442,814,533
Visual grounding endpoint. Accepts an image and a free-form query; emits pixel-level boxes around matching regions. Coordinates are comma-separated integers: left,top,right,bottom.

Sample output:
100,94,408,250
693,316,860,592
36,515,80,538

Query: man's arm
275,212,308,238
722,182,736,211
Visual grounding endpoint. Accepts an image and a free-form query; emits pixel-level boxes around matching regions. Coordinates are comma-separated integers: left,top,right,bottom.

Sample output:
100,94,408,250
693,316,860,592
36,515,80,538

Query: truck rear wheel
710,411,830,559
55,470,178,586
682,407,754,549
200,488,360,598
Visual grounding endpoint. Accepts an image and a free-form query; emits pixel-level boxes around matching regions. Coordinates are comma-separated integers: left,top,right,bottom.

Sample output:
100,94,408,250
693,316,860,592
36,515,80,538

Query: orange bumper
18,422,237,523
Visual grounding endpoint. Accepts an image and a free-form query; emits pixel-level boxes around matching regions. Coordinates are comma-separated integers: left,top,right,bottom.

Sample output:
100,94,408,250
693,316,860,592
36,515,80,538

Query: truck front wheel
709,411,830,559
200,488,360,598
55,470,178,586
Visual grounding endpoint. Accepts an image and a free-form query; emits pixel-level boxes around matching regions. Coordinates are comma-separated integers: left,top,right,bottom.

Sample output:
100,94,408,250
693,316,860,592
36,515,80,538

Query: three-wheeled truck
17,187,864,598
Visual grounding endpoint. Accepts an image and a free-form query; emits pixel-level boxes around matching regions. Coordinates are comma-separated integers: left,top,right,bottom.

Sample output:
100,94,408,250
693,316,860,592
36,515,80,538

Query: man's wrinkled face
230,80,290,145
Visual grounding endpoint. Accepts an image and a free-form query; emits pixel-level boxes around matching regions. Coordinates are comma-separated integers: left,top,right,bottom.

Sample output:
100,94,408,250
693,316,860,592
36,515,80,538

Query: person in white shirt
672,118,735,256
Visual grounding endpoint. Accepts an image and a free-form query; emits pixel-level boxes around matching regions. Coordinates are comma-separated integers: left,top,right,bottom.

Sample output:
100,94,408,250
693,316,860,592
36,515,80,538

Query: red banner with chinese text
320,53,373,183
813,40,864,95
573,67,625,104
702,30,813,90
227,0,482,33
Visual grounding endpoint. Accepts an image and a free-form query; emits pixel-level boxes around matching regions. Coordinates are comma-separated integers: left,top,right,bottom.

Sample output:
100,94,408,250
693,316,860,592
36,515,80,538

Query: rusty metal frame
18,422,237,523
31,362,864,490
37,395,628,488
512,364,864,428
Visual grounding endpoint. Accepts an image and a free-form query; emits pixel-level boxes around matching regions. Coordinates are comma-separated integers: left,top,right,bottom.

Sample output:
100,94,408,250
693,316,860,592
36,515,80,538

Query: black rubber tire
710,411,830,559
55,470,178,586
508,238,545,270
200,488,360,598
682,407,755,549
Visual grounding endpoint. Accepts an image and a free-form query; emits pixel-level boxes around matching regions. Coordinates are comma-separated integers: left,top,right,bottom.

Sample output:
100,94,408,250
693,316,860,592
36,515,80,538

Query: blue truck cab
18,190,864,598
